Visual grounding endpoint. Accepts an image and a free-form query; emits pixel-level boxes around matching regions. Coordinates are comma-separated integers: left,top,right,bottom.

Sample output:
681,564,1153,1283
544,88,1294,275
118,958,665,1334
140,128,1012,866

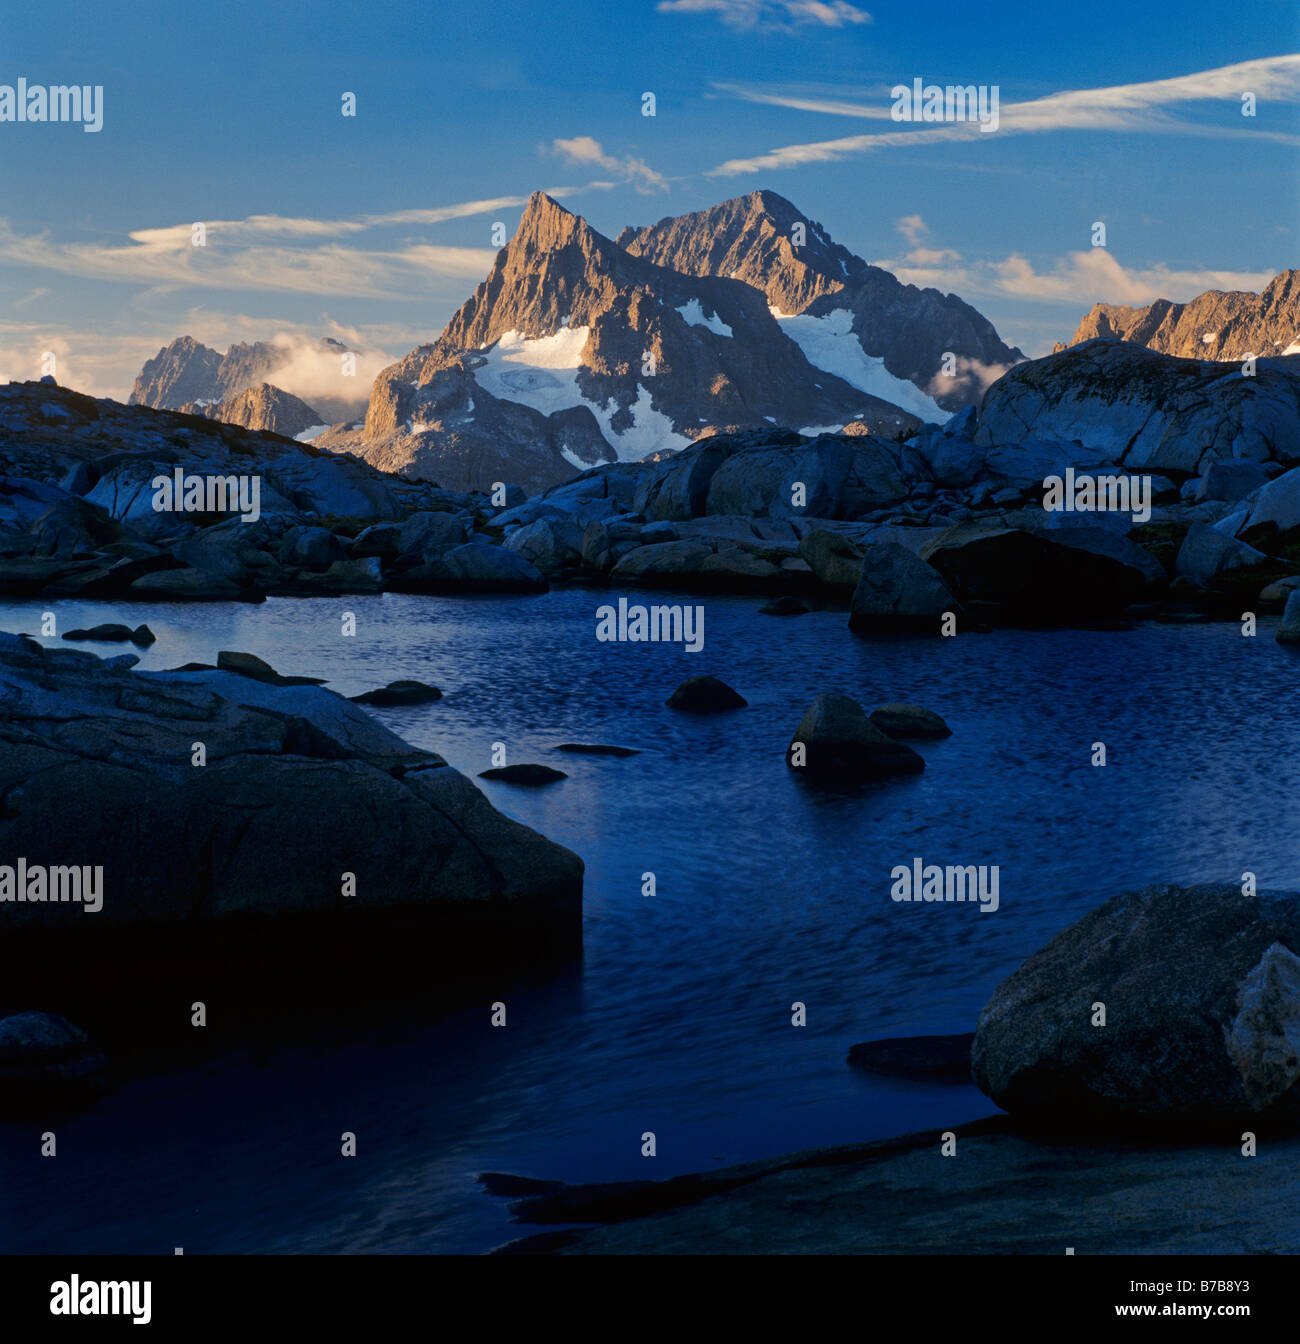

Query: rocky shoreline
0,630,584,1098
6,338,1300,630
483,882,1300,1253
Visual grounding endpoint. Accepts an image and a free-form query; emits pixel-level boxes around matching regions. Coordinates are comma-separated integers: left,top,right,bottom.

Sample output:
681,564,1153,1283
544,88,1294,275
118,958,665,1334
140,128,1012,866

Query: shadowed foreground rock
972,883,1300,1127
0,632,582,1030
0,1010,108,1113
485,1117,1300,1254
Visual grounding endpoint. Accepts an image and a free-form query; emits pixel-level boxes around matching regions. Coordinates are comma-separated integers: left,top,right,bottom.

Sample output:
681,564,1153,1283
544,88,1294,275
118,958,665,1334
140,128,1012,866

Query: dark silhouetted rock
847,1032,975,1082
869,703,952,739
350,680,442,706
63,623,156,647
479,764,568,785
554,743,640,757
666,675,748,712
760,595,809,616
787,692,925,777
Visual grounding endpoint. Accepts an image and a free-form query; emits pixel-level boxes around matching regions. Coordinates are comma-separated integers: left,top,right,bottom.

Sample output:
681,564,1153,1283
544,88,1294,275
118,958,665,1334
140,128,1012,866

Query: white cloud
0,310,420,403
0,184,626,300
875,240,1277,309
549,136,667,193
895,213,928,246
708,55,1300,174
657,0,870,30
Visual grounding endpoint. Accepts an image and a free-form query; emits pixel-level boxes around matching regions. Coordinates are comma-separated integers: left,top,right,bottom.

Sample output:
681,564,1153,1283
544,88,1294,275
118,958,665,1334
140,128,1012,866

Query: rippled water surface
2,589,1296,1252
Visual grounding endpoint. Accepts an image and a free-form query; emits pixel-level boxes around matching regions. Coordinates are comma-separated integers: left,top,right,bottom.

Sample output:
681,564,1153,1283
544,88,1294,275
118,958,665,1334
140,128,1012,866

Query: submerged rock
759,595,809,616
787,692,925,777
666,675,748,712
479,764,568,785
63,623,155,646
972,883,1300,1127
847,1032,974,1082
554,743,640,757
349,679,442,706
868,703,952,739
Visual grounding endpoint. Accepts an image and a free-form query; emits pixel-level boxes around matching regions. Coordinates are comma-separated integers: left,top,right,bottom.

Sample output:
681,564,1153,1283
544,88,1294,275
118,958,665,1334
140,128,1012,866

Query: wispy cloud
708,55,1300,174
895,213,927,246
549,137,667,193
0,187,617,300
876,237,1277,309
657,0,870,31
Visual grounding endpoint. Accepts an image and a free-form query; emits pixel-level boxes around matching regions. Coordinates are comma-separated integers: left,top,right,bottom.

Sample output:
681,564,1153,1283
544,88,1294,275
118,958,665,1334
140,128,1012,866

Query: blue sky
1,0,1297,397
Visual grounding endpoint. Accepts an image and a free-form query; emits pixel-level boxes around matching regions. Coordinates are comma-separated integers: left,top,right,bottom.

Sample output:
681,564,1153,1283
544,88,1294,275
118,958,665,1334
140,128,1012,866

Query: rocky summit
357,191,927,494
620,189,1025,413
180,382,327,440
1054,269,1300,363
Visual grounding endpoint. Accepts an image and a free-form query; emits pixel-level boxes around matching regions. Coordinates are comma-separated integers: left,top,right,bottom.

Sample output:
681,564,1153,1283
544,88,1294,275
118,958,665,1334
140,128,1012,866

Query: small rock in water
869,703,952,739
759,596,808,617
847,1033,975,1082
350,680,442,706
63,622,154,646
216,650,327,686
479,764,568,785
554,743,640,757
667,675,748,712
787,692,925,777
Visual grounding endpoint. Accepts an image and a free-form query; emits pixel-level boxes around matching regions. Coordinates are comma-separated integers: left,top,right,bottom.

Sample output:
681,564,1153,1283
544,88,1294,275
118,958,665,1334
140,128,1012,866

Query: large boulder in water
972,883,1300,1128
0,633,582,1021
787,692,925,777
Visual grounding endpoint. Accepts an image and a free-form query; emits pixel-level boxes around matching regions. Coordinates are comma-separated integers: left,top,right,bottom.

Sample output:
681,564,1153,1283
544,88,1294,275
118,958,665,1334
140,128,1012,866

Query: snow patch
775,308,951,423
1202,331,1218,344
294,423,331,443
675,299,732,338
473,327,689,461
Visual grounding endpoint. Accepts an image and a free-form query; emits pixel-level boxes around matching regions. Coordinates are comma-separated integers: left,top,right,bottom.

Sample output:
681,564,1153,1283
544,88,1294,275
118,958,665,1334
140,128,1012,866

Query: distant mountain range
128,189,1028,492
1053,270,1299,362
130,335,364,433
353,190,1028,491
126,191,1297,499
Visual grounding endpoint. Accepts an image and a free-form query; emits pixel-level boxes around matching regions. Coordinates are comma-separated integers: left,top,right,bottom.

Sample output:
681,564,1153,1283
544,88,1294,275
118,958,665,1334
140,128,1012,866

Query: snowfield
471,328,691,461
772,308,950,424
